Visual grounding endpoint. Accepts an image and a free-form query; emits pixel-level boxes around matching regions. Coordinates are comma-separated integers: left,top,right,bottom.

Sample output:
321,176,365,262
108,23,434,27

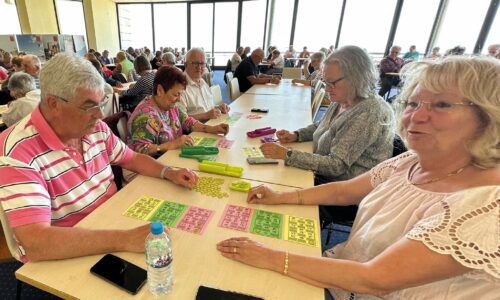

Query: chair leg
16,280,22,300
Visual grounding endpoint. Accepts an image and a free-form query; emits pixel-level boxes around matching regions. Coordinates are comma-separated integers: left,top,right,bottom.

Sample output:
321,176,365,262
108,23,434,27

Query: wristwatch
156,145,162,155
286,148,293,159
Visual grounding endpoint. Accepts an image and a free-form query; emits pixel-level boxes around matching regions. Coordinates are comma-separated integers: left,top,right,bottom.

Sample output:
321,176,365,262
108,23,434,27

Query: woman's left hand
260,142,287,160
218,103,230,114
208,123,229,135
217,237,279,270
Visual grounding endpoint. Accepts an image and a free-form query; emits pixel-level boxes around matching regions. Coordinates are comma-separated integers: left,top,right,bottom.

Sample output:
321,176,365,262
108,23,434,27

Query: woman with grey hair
292,51,325,86
262,45,394,183
4,72,40,126
218,55,499,300
161,52,177,67
116,55,156,111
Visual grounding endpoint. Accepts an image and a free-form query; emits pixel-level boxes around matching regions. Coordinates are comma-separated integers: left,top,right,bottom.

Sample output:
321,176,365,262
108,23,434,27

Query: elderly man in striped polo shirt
0,53,198,262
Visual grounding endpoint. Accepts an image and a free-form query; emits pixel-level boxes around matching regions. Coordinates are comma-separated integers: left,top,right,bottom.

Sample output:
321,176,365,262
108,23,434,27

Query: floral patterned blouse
127,96,196,154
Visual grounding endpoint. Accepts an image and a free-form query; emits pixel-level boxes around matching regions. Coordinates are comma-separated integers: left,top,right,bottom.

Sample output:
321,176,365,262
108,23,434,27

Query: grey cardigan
286,95,394,183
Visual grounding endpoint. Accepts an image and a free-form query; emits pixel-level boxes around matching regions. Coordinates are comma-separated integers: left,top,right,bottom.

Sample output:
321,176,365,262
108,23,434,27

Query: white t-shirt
3,89,41,127
326,152,500,299
178,72,214,116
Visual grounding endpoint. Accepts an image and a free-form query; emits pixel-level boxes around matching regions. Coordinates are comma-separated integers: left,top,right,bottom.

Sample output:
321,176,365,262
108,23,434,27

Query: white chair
311,88,325,121
210,85,223,106
102,93,120,118
225,72,234,83
282,67,302,79
229,78,241,101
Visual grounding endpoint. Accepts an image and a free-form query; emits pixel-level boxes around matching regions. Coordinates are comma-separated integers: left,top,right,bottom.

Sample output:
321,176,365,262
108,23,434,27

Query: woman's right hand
247,185,282,205
171,135,194,149
276,130,297,143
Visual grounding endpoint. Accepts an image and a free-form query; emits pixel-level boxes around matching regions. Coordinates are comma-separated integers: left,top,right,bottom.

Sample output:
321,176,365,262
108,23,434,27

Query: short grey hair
8,72,36,97
185,47,205,62
23,54,41,68
310,51,325,62
323,45,378,99
40,53,104,101
161,52,176,65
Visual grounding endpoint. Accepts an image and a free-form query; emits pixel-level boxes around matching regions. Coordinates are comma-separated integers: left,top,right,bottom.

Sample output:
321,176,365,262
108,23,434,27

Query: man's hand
164,167,198,188
206,108,222,119
207,123,229,135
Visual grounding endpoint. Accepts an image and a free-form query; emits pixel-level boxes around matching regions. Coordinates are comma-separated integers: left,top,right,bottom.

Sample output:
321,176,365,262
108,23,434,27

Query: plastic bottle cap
151,222,164,235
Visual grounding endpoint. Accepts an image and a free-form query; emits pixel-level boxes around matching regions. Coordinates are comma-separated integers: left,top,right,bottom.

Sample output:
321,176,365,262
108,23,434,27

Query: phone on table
90,253,147,295
196,285,264,300
247,157,279,165
250,108,269,113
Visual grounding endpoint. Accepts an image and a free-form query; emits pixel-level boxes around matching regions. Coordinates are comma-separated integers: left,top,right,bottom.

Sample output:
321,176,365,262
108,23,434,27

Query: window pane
338,0,397,53
0,1,21,34
483,11,499,55
214,2,238,66
268,0,295,50
55,0,87,45
191,3,214,51
241,0,266,50
393,0,440,57
435,0,490,54
154,3,187,51
294,0,343,52
118,4,153,50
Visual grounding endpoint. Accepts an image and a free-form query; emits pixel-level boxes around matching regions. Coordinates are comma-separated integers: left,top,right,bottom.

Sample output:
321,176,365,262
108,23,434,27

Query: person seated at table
262,44,393,186
178,48,229,121
266,49,285,75
284,45,297,67
161,52,177,67
0,66,7,83
240,46,251,60
0,53,198,262
101,49,112,65
0,51,14,73
265,46,276,61
1,54,41,104
234,48,281,93
3,72,40,127
127,66,229,156
487,43,500,57
426,46,441,59
115,55,156,110
378,45,404,98
292,51,325,86
298,46,310,67
403,45,420,61
218,55,500,299
151,50,162,69
231,47,244,72
112,51,138,83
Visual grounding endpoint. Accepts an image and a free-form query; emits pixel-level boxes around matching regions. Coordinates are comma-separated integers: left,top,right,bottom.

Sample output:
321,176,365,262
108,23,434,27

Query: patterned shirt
0,106,134,230
127,96,197,153
379,56,405,74
120,70,156,101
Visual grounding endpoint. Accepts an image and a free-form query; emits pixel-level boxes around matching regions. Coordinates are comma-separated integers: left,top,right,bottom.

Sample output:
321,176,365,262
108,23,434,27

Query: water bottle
146,222,173,296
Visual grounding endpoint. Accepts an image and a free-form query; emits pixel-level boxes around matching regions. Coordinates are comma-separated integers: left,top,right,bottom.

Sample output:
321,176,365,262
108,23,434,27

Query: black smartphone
90,254,147,295
251,108,269,113
196,285,264,300
247,157,279,165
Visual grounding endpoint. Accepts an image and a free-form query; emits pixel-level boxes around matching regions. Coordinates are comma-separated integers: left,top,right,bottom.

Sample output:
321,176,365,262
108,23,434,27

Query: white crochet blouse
326,152,499,299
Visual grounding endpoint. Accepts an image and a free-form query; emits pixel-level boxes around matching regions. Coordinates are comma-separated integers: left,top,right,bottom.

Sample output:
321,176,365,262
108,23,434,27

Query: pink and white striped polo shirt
0,106,134,229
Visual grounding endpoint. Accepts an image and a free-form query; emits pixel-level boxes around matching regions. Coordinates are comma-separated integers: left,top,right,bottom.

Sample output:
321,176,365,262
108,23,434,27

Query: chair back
103,110,130,142
210,85,223,106
0,204,21,261
224,60,232,83
229,78,241,101
311,88,325,121
225,72,234,83
282,67,302,79
102,93,120,118
312,80,324,100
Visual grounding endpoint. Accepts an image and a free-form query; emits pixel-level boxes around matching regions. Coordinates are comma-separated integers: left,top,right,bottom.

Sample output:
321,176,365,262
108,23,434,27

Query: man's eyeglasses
53,95,109,114
322,77,344,89
402,100,475,113
189,61,206,68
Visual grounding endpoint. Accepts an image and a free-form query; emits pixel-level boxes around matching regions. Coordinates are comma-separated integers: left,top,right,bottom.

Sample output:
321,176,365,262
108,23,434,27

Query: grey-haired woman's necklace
409,162,467,186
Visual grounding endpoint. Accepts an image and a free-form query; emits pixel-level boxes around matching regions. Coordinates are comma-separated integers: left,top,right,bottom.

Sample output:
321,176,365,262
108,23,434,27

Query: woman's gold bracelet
296,190,303,205
283,251,289,275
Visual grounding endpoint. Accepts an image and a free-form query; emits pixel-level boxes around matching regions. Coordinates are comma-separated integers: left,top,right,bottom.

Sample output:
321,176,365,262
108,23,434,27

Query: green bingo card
193,137,217,147
249,209,283,239
148,201,188,227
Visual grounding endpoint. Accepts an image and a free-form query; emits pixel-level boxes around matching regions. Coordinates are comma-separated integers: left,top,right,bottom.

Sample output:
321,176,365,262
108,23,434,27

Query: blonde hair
116,51,126,62
395,56,500,168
